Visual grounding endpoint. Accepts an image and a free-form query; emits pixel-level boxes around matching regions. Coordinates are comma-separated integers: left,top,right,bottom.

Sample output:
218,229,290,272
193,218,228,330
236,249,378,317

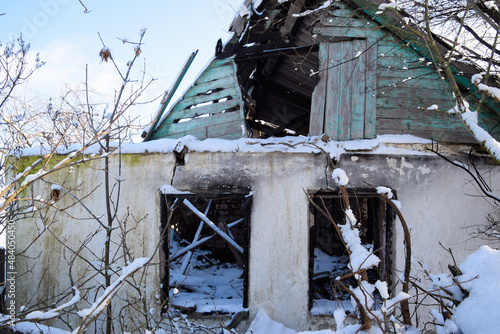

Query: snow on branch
472,73,500,103
448,103,500,162
340,210,380,272
74,257,150,333
332,168,349,186
24,287,81,321
378,1,398,12
331,170,380,271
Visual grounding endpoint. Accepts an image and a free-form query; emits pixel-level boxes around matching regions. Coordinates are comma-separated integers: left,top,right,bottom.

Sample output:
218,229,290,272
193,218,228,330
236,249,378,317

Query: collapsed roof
144,0,500,144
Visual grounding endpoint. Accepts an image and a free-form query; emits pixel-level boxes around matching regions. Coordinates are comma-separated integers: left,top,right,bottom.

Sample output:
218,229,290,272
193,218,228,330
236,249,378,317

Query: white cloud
26,36,120,101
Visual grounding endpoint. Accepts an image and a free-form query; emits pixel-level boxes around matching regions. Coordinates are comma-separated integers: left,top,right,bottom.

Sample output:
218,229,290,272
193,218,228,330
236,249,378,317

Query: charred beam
235,44,319,62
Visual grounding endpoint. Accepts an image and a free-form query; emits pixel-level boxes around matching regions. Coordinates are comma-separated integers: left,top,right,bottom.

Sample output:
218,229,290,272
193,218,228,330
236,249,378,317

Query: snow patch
15,322,71,334
25,287,80,320
293,1,332,17
245,310,296,334
453,246,500,333
160,185,192,195
332,169,349,186
376,186,394,199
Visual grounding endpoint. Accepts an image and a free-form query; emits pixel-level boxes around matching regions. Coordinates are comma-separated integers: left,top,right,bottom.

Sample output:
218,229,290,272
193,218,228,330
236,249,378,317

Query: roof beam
235,44,319,62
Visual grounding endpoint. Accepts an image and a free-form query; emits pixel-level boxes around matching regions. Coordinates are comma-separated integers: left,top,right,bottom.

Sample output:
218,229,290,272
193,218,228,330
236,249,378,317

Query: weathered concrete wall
14,148,498,331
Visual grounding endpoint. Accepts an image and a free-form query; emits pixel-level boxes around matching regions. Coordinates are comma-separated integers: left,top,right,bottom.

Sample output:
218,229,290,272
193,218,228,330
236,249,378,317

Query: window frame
160,189,252,314
308,189,394,314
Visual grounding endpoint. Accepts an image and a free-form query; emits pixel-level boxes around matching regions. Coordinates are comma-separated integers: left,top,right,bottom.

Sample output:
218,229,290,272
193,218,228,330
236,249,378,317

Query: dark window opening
309,191,393,315
160,191,252,315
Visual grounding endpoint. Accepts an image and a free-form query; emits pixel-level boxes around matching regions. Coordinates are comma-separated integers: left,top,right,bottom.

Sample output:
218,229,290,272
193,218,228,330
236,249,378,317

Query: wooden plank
244,31,285,43
377,116,468,132
377,107,460,120
219,132,247,140
219,221,244,268
377,87,452,100
338,40,354,140
143,50,198,142
312,37,377,140
375,127,474,143
377,76,452,90
229,0,252,36
377,42,423,54
196,63,236,85
323,15,379,29
364,38,377,139
163,110,241,133
280,0,306,36
153,111,242,140
377,129,477,144
235,44,319,62
328,7,364,19
171,87,239,113
234,40,290,58
183,199,243,253
351,39,367,139
325,42,340,139
377,65,438,79
168,121,243,140
310,43,329,135
377,97,455,110
314,26,386,39
164,99,240,124
184,76,238,99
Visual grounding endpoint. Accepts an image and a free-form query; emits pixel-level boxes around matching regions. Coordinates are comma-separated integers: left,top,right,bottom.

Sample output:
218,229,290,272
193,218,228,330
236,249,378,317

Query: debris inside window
309,192,393,315
161,191,252,315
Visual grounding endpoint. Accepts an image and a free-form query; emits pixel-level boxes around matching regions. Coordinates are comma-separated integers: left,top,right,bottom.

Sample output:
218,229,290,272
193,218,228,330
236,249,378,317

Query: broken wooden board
150,56,247,141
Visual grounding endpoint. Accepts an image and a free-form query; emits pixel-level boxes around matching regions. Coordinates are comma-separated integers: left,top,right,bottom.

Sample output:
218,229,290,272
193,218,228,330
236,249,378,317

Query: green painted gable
149,56,247,141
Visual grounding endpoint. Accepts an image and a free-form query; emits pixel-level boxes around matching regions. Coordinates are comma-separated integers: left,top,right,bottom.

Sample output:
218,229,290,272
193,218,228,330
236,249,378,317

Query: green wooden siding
150,56,247,141
375,35,472,142
310,3,494,143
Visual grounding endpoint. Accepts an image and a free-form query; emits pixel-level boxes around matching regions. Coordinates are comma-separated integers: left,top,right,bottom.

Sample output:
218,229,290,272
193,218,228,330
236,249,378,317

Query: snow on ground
4,245,500,334
247,243,500,334
245,309,379,334
451,245,500,334
168,232,245,315
14,322,72,334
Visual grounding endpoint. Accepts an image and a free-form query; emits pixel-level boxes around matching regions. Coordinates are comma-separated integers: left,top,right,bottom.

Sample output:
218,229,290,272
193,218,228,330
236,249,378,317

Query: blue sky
1,0,240,123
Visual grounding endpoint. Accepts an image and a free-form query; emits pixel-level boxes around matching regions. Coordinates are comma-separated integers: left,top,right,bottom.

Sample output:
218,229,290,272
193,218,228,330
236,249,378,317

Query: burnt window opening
309,191,394,316
160,191,252,315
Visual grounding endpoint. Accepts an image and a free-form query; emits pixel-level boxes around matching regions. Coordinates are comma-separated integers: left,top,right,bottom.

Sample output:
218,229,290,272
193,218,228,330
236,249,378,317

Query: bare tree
0,30,171,333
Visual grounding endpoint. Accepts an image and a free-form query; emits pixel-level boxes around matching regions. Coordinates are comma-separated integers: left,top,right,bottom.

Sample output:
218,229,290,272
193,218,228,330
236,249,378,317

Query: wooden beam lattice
169,198,245,265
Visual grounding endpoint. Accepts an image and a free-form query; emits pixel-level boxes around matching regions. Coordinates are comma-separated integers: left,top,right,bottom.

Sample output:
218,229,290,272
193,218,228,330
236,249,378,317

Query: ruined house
11,0,500,332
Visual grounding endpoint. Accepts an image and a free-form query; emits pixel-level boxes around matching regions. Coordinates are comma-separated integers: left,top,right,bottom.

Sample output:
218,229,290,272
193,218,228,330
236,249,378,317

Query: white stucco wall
12,147,499,331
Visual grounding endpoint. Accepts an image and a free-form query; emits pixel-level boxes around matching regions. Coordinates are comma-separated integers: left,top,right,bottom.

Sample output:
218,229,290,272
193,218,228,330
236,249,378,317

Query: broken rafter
179,200,212,275
182,199,244,253
169,218,244,262
235,44,319,62
220,220,244,267
280,0,307,36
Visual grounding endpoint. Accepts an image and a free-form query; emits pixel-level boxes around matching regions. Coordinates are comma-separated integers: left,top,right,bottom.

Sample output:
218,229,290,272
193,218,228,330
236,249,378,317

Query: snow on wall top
17,135,434,162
